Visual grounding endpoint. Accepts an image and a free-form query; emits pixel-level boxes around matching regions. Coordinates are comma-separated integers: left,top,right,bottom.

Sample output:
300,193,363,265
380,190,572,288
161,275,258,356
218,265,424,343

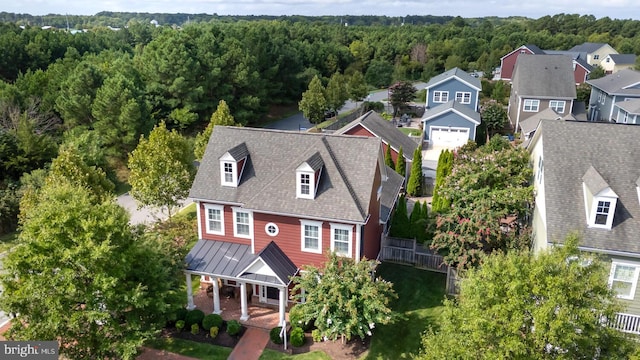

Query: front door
258,285,280,305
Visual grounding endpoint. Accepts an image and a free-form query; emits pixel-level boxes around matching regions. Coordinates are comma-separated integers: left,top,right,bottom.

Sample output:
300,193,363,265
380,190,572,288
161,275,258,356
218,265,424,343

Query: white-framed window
220,161,237,186
204,204,224,235
330,223,353,258
537,156,544,184
609,261,640,300
433,91,448,103
600,92,606,105
549,100,565,113
523,99,540,112
300,173,310,195
455,92,471,104
301,220,322,254
232,208,252,238
594,200,611,225
296,171,315,199
265,222,279,237
593,54,600,60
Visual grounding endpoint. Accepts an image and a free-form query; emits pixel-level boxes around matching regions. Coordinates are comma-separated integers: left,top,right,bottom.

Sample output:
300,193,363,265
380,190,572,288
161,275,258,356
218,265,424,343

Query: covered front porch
184,239,299,327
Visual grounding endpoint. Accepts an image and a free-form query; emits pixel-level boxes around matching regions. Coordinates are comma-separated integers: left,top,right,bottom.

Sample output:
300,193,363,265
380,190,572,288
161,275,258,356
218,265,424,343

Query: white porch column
240,282,249,321
279,287,287,325
212,277,221,314
186,274,195,310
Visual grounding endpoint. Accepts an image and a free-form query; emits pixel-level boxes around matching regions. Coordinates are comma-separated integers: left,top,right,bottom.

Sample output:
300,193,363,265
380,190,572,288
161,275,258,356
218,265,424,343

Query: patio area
192,287,288,330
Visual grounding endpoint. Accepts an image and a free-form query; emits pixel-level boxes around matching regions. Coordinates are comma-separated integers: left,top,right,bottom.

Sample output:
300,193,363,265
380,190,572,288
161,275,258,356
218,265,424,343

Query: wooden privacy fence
380,235,459,295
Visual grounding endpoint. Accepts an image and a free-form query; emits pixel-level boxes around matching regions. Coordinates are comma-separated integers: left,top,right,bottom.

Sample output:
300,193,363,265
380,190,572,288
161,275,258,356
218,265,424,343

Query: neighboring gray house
508,55,576,133
587,68,640,122
421,100,481,148
528,119,640,335
518,107,576,146
613,98,640,124
424,67,481,112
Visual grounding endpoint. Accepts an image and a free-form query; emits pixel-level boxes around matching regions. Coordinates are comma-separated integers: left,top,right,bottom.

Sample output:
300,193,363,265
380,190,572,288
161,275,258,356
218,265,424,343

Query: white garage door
429,126,469,147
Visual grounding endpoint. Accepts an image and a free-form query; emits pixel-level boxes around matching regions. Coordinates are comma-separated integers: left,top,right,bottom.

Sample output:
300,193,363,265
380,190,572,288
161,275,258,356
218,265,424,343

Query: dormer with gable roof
296,152,323,199
219,142,249,187
582,166,618,229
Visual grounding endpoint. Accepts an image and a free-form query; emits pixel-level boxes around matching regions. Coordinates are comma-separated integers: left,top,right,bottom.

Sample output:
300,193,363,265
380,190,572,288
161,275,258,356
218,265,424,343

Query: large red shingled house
183,126,404,325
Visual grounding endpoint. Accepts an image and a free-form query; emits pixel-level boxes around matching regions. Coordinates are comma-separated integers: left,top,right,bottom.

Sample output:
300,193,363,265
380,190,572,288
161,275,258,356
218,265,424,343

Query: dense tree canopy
419,234,637,359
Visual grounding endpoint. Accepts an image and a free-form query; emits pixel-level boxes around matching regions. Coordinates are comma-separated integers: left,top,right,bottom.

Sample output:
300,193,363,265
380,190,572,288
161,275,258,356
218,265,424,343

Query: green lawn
364,262,447,359
397,127,422,136
259,349,332,360
146,337,233,359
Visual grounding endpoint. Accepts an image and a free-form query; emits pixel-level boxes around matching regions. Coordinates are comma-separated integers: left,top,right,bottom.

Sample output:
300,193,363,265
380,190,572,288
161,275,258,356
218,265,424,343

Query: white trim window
232,208,252,238
537,156,544,184
330,223,353,258
549,100,565,113
220,160,238,187
593,54,600,60
301,220,322,254
594,200,611,226
523,99,540,112
455,91,471,104
296,170,315,199
433,91,448,103
300,173,310,195
204,204,224,235
265,222,279,237
609,262,640,300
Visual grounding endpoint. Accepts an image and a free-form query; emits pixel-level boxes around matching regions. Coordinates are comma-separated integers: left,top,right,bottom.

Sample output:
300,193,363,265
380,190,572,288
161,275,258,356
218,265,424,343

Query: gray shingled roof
519,108,562,135
616,98,640,114
185,239,297,285
227,142,249,160
582,166,610,196
424,67,481,90
421,100,481,124
533,120,640,254
335,111,418,161
607,54,637,65
569,42,610,54
512,55,577,99
525,44,545,54
380,166,404,223
587,69,640,95
190,126,381,223
303,152,324,171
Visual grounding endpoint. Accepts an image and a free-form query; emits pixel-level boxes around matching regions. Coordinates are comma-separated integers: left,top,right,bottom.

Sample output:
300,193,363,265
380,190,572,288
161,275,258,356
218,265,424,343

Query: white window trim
433,91,449,103
232,207,253,239
589,195,617,229
265,222,279,237
537,156,543,184
220,160,238,187
609,261,640,300
523,99,540,112
296,170,315,199
549,100,565,114
204,204,225,235
301,220,323,254
330,223,353,258
455,91,471,104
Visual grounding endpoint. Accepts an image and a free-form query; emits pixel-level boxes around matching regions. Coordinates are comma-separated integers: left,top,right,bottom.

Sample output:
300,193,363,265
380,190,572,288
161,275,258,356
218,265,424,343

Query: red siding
363,162,383,260
344,124,375,138
574,66,589,84
500,48,534,80
199,203,249,245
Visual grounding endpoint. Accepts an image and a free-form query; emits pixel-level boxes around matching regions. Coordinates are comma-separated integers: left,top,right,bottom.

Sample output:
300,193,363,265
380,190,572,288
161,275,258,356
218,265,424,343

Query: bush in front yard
270,326,283,344
227,320,241,336
185,309,205,328
289,305,313,331
210,326,219,338
290,327,305,347
190,323,199,335
175,320,185,332
202,313,223,331
175,307,188,321
312,329,322,342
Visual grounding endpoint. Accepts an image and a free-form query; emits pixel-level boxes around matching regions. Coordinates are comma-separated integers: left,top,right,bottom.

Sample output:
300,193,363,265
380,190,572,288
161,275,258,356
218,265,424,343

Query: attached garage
429,126,470,147
421,100,481,149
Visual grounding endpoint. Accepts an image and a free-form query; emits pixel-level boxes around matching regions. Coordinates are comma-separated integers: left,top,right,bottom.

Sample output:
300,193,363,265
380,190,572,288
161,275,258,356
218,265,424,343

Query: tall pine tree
431,150,453,213
389,194,410,238
406,146,423,196
384,145,395,169
395,146,405,176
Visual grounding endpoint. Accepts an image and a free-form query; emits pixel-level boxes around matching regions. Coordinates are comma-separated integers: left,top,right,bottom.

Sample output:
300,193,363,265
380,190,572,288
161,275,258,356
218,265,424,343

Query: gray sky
4,0,639,20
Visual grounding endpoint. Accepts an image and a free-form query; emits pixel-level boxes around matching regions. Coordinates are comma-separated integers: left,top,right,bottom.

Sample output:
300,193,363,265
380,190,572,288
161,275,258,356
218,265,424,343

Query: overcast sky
4,0,639,20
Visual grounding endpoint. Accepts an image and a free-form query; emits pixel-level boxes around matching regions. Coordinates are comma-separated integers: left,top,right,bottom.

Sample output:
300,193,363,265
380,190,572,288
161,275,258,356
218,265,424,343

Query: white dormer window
296,152,323,199
300,173,311,196
219,143,248,187
582,166,618,229
220,160,237,186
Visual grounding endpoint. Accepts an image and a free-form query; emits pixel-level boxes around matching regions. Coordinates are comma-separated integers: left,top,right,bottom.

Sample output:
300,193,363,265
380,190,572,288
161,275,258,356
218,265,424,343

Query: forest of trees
1,13,640,234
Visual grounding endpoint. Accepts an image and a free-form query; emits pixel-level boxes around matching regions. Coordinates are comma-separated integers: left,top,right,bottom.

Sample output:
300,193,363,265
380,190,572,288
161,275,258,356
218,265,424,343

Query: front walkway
228,327,271,360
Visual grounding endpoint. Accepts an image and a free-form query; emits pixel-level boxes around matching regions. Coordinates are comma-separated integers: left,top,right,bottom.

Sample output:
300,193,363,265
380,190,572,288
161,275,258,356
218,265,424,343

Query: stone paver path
227,327,270,360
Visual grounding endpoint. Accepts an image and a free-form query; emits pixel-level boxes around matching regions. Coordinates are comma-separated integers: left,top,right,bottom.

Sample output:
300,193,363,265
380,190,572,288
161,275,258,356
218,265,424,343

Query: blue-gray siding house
421,100,481,148
424,67,482,112
587,69,640,122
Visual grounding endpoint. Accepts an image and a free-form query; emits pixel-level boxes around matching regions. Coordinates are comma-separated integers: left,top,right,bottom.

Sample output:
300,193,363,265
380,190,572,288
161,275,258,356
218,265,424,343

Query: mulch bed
162,322,245,348
264,330,370,360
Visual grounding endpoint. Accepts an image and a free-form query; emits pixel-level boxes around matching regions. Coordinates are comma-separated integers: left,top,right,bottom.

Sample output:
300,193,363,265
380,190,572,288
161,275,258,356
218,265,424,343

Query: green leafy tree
325,72,348,116
194,100,236,160
406,145,423,197
384,145,395,169
1,181,184,360
55,61,104,128
480,101,507,138
299,75,328,125
395,147,405,176
431,149,453,213
491,80,508,105
419,234,636,359
389,194,410,238
365,60,394,88
589,64,606,80
290,253,396,342
128,122,195,218
347,71,368,110
388,81,417,117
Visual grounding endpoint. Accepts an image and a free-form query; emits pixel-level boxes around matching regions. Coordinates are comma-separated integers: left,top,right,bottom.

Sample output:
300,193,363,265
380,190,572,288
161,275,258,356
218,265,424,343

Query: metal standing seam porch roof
185,240,299,286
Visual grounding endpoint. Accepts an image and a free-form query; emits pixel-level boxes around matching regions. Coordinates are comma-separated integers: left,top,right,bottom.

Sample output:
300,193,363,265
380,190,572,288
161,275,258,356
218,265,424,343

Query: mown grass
259,349,332,360
364,262,447,359
145,337,233,359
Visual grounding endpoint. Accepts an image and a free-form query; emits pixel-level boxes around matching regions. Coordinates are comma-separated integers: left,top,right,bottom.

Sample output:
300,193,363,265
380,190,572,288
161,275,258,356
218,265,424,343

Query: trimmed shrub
175,320,185,332
185,309,205,328
227,320,241,336
175,307,188,321
288,306,313,331
191,323,199,335
311,329,322,342
290,327,305,347
202,313,223,331
270,326,283,344
210,326,219,338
